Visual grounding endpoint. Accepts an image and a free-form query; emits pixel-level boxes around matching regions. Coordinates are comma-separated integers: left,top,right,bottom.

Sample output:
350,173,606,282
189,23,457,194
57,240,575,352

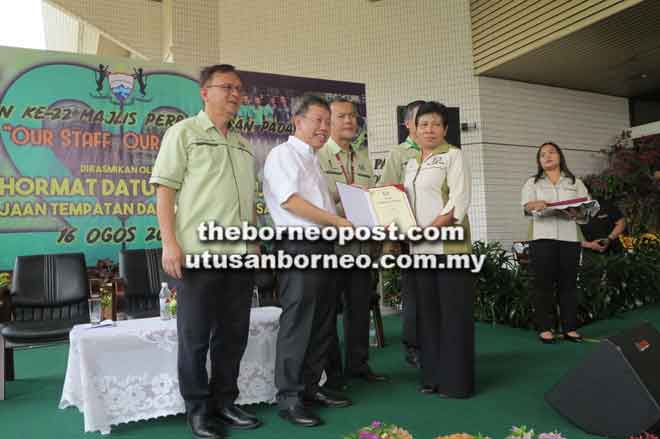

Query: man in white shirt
263,95,352,427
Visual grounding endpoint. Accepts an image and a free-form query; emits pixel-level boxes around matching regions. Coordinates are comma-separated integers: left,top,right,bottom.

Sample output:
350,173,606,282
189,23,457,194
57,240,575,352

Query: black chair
118,248,165,319
0,252,89,400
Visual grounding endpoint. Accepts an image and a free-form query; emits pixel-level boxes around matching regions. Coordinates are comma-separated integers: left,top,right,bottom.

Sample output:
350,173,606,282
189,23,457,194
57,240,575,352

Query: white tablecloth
59,306,281,434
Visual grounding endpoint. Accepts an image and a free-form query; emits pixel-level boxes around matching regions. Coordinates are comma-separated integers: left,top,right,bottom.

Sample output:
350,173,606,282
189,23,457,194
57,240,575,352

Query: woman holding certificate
521,142,590,344
403,101,474,398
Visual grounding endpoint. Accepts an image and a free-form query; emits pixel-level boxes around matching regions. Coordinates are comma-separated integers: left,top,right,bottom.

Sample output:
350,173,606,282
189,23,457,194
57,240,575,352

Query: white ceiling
480,0,660,98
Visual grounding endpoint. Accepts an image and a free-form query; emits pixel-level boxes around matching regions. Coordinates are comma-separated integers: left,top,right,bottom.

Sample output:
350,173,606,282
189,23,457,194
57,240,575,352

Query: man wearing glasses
150,64,260,439
263,95,353,427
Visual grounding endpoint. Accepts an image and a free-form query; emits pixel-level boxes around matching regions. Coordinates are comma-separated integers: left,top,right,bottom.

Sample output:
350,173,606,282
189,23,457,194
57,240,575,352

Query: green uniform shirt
237,104,255,121
319,137,374,255
253,106,265,125
262,104,274,123
380,136,419,185
150,110,256,255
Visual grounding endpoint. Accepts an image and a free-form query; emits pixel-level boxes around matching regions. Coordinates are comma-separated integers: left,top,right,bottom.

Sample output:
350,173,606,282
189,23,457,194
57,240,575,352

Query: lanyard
335,150,355,185
405,137,420,151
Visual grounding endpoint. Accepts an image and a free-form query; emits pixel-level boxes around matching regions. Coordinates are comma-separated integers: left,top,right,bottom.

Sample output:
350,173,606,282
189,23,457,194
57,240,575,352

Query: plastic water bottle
369,312,378,347
251,286,260,308
159,282,172,320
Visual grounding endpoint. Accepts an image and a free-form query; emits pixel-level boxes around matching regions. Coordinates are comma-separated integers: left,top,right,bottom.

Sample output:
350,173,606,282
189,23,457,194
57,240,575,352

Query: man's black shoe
404,349,420,368
418,385,437,394
350,367,388,382
304,388,352,408
216,404,261,429
324,378,349,392
188,414,224,439
278,405,322,427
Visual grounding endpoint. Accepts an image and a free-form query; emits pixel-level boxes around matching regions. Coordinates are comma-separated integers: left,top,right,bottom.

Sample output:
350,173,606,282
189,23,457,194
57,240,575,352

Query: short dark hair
293,95,330,117
404,100,425,123
415,101,449,128
199,64,238,87
329,97,356,112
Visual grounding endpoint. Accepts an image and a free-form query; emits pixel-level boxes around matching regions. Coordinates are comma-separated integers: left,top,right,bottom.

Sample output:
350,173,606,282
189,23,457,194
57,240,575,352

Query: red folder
546,197,589,207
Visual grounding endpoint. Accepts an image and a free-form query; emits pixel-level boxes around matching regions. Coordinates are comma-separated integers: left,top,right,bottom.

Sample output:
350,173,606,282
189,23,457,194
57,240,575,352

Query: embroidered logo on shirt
426,156,448,168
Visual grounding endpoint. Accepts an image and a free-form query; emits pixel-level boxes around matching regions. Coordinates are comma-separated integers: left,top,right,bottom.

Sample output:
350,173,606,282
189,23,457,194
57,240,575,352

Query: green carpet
3,305,660,439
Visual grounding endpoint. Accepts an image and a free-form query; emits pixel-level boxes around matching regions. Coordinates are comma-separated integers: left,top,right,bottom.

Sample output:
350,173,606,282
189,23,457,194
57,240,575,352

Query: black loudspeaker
546,322,660,438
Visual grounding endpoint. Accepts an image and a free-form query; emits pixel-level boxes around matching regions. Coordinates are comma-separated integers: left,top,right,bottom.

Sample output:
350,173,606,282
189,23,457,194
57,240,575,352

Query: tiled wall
215,0,488,242
42,1,80,53
39,1,633,247
169,0,220,65
479,76,630,249
47,0,162,59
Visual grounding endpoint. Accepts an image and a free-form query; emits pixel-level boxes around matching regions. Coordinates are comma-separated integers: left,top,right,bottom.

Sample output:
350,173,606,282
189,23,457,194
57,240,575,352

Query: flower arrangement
91,258,118,280
166,287,177,317
343,422,660,439
97,281,115,320
343,421,413,439
629,433,659,439
436,434,491,439
99,290,113,308
583,131,660,235
0,272,12,322
505,426,565,439
619,233,659,250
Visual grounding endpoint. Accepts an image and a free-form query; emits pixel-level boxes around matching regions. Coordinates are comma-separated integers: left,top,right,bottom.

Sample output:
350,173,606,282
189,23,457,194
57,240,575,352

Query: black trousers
175,268,253,416
401,268,418,350
400,243,417,351
529,239,580,332
274,240,337,409
412,265,475,397
327,268,372,379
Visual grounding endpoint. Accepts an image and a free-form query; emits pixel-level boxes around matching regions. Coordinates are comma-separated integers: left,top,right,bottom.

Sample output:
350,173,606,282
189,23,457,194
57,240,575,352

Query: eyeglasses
205,84,243,94
302,115,331,127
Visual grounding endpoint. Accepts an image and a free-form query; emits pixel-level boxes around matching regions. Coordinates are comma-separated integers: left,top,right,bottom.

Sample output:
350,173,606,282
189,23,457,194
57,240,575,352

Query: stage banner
0,45,367,270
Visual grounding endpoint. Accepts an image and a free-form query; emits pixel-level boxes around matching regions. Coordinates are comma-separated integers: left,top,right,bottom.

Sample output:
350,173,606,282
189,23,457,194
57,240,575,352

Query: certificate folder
336,182,417,233
546,197,589,207
530,197,600,220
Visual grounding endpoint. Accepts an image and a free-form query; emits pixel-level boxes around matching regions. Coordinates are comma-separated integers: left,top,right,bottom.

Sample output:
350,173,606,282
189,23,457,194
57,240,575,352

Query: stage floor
3,304,660,439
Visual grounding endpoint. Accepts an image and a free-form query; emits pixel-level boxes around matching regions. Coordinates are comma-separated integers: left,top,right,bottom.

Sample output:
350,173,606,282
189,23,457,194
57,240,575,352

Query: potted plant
583,131,660,235
166,287,177,318
0,272,10,292
89,259,119,321
0,272,12,322
99,281,115,321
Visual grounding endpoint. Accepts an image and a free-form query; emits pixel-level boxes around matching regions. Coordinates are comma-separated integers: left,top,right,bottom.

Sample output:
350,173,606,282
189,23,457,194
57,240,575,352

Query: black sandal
563,332,583,343
418,385,437,394
538,331,556,344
